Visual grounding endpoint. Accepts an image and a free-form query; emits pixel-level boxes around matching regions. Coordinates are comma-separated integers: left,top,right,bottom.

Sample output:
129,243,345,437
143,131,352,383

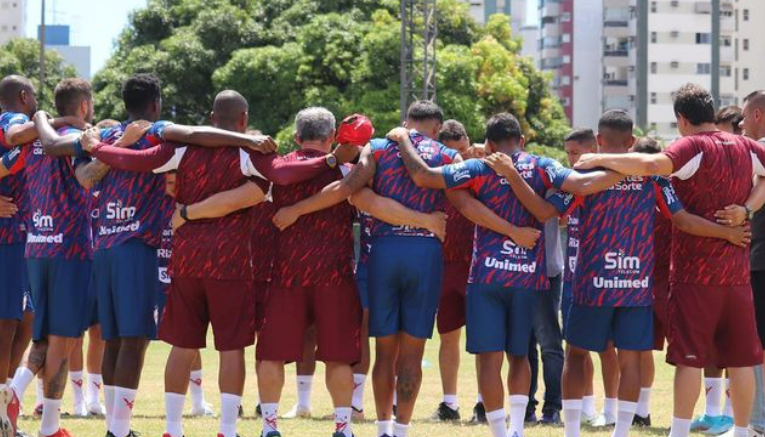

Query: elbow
645,160,662,176
77,177,94,190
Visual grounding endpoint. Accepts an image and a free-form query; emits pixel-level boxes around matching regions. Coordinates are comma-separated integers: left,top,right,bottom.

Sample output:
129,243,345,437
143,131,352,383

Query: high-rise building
39,24,91,79
0,0,25,45
463,0,527,27
736,0,765,99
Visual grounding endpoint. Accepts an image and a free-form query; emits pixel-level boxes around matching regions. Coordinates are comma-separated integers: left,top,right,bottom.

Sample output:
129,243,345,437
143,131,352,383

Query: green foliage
526,143,568,165
93,0,569,150
0,38,77,113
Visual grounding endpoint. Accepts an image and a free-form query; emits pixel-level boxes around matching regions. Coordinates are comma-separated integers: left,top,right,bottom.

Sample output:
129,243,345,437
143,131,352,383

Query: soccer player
715,106,743,135
575,83,765,437
271,102,526,437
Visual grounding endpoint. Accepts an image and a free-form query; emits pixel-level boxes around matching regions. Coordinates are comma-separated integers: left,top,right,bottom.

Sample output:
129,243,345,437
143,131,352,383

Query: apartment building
0,0,25,45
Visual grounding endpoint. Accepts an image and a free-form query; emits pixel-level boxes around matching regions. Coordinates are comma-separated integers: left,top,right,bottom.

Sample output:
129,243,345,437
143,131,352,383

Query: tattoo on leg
28,342,48,373
45,358,69,399
397,365,418,402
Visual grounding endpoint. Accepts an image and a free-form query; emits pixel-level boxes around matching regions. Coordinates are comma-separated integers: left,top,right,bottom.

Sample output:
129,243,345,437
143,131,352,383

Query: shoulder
146,120,174,143
0,112,29,130
369,138,391,151
58,125,82,136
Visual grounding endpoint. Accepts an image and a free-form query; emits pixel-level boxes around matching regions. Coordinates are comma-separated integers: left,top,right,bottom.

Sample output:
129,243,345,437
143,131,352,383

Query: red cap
336,114,374,147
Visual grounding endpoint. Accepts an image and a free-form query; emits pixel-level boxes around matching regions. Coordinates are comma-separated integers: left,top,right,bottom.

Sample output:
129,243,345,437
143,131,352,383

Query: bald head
742,91,765,140
212,90,248,132
0,75,37,115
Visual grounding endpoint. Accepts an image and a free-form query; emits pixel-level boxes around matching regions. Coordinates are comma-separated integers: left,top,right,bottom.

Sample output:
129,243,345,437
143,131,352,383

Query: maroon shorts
158,277,255,351
653,280,669,351
437,261,470,334
253,281,269,332
256,279,362,364
666,283,764,368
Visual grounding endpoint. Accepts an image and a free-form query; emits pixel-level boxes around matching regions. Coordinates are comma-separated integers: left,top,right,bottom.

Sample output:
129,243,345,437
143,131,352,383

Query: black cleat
540,410,561,425
633,414,651,427
432,402,460,421
255,404,261,417
469,402,487,424
524,410,537,423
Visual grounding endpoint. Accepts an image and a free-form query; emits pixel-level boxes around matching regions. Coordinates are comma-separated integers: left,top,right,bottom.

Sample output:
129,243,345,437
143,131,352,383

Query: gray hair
295,107,336,142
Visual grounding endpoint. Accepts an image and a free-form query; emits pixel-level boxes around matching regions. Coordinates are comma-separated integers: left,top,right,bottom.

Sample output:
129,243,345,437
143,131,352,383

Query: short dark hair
672,83,715,125
744,90,765,110
54,78,92,116
407,100,444,123
564,128,596,144
122,73,161,114
0,75,34,108
485,112,522,144
632,137,661,154
715,105,743,127
438,119,467,143
598,110,633,133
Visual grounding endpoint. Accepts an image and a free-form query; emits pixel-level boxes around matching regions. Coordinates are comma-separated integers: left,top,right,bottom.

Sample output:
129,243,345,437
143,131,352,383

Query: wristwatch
180,205,190,221
325,153,338,169
745,205,755,221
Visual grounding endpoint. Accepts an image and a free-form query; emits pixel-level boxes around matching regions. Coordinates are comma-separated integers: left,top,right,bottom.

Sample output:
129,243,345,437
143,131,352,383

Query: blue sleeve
537,156,572,189
1,147,23,171
441,158,490,189
0,113,30,138
547,191,577,216
149,120,173,141
369,138,388,152
651,176,683,215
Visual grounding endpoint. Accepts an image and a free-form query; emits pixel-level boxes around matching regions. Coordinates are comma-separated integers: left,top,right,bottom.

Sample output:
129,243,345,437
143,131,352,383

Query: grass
18,334,688,437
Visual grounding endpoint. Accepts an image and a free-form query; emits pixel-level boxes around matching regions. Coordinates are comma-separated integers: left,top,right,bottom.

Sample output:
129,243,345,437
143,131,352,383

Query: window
561,97,571,106
671,61,679,68
651,2,657,13
562,33,571,43
651,62,657,73
744,68,750,80
743,39,750,51
721,36,732,47
696,63,711,74
651,93,657,104
651,32,657,43
563,55,571,64
0,25,6,32
721,66,732,77
562,76,571,86
561,12,571,22
744,9,750,21
695,33,711,44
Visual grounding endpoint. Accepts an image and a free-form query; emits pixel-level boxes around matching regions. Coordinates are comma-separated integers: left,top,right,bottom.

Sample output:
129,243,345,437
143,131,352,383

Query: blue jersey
93,121,172,250
157,195,174,292
442,153,571,290
370,131,458,238
568,176,682,307
0,112,29,245
356,209,373,270
548,192,579,286
25,125,93,260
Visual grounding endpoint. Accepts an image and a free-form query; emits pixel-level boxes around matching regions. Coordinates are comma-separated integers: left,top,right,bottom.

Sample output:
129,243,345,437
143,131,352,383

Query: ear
519,135,526,150
596,133,604,147
329,128,336,144
627,135,636,147
294,132,300,145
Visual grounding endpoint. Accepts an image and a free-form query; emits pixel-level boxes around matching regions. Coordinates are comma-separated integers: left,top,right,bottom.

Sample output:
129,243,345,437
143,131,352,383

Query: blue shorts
94,239,158,341
356,264,369,310
466,283,538,356
85,271,99,328
368,236,443,339
27,257,92,340
0,243,28,321
561,282,573,337
565,304,653,352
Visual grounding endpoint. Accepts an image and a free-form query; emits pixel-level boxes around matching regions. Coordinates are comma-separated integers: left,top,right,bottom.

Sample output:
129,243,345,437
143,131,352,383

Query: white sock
563,399,583,437
104,385,115,427
334,407,353,437
189,370,206,410
669,417,692,437
582,395,597,417
507,395,529,437
261,403,279,435
611,400,637,437
164,393,185,437
476,393,484,404
40,398,62,436
636,388,651,418
296,375,313,410
724,378,733,417
443,394,459,411
393,422,410,437
486,408,507,437
69,371,85,409
603,397,617,419
704,377,723,417
352,374,366,411
86,373,103,405
36,378,44,406
219,393,241,437
376,420,393,437
734,426,751,437
10,367,34,401
110,386,137,437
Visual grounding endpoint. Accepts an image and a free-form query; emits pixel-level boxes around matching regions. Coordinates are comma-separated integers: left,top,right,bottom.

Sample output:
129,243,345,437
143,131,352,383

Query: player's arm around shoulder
387,127,448,189
174,180,266,231
351,187,447,241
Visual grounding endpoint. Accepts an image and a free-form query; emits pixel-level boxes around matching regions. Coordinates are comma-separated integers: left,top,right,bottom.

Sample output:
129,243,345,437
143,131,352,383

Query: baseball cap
336,114,374,147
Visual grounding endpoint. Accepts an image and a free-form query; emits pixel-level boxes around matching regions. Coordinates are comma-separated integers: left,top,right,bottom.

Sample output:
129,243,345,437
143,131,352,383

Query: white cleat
582,412,599,424
280,404,311,419
590,413,616,427
719,427,763,437
189,402,215,417
72,403,88,418
86,402,106,417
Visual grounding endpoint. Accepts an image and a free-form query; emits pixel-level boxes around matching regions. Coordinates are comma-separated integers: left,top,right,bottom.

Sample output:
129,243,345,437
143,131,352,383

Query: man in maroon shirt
575,83,765,437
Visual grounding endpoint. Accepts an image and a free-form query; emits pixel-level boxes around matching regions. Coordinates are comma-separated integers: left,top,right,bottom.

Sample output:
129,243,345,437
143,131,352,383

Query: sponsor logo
662,186,677,205
106,201,136,221
158,267,170,284
593,276,649,289
27,233,63,244
592,250,646,288
32,209,53,230
604,251,640,271
568,256,577,273
608,176,643,191
568,216,579,226
484,256,537,273
500,239,529,258
99,221,140,236
157,248,172,259
569,237,579,248
33,144,44,155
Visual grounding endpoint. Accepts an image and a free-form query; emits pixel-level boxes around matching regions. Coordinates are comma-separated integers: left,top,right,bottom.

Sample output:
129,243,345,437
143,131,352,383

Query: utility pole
399,0,437,122
39,0,46,103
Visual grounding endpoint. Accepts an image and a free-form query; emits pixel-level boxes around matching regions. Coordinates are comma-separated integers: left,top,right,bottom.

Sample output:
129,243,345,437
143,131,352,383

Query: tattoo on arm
342,147,376,193
76,161,110,189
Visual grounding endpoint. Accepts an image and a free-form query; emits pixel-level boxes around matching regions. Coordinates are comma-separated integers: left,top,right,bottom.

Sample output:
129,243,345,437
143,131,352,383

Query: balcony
604,79,629,86
720,46,735,63
603,49,633,67
721,16,735,33
603,20,631,38
604,0,629,7
541,2,560,19
695,1,712,14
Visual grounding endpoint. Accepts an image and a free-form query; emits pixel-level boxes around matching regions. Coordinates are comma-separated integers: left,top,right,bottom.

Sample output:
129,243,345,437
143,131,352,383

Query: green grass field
18,335,685,437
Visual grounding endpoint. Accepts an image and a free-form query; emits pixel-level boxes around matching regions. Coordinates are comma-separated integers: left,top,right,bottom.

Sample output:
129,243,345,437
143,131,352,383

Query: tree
0,38,77,113
93,0,570,153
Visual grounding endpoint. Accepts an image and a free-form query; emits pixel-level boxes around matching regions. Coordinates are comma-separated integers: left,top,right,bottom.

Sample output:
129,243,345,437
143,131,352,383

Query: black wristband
180,205,190,221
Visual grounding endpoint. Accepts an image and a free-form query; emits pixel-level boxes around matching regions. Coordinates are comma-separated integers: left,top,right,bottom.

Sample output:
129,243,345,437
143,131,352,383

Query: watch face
327,155,337,167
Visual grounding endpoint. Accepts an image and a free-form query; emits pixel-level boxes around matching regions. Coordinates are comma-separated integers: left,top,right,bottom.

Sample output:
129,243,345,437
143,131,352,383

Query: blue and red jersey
558,176,682,307
0,112,30,245
157,195,174,292
24,125,92,260
441,153,571,290
92,121,172,250
369,131,458,238
356,209,373,271
548,192,579,286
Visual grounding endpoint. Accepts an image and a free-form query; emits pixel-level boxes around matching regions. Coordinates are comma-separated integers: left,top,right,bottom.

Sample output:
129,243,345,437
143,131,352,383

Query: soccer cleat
86,402,106,416
15,430,31,437
540,410,561,425
261,432,281,437
281,404,310,419
431,402,460,421
718,426,760,437
703,416,734,436
217,434,241,437
33,404,43,418
351,406,364,421
590,413,616,427
469,402,487,424
583,411,599,424
189,402,215,417
255,404,262,417
238,405,244,418
633,414,652,427
37,428,74,437
692,415,721,432
72,403,88,418
331,433,355,437
0,387,19,437
524,410,537,423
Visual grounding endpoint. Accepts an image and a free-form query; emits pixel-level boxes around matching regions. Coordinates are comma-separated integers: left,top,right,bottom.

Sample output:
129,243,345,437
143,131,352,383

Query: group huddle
0,71,763,437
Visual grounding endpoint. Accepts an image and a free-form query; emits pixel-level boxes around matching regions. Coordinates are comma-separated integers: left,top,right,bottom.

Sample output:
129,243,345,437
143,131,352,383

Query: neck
496,144,522,155
748,126,765,141
127,111,157,123
300,141,330,153
1,104,28,116
684,123,718,136
406,123,431,137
